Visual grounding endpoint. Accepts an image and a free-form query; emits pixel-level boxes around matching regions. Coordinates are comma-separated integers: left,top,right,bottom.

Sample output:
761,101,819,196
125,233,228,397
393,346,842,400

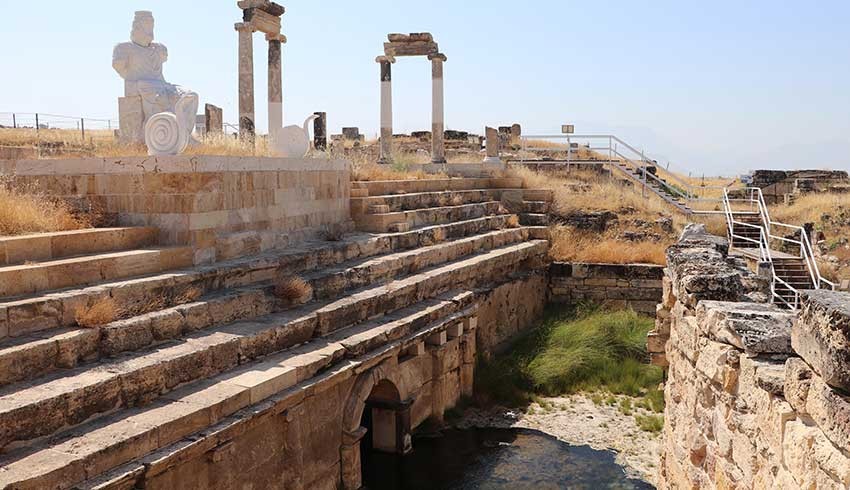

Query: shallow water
362,427,655,490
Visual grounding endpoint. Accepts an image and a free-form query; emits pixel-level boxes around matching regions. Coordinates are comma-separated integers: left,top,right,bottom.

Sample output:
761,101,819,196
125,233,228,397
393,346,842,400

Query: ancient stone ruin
377,33,447,164
650,227,850,488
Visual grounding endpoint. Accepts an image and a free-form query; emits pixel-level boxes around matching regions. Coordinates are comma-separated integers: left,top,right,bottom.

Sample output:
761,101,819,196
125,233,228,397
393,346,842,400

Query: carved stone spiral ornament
144,112,189,156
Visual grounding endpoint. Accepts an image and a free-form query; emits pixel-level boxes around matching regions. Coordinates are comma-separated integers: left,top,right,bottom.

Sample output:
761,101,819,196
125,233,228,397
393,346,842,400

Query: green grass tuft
636,414,665,433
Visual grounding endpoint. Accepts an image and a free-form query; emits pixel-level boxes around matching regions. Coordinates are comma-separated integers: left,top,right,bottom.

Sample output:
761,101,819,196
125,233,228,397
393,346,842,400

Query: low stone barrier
655,228,850,489
549,262,663,315
1,155,350,264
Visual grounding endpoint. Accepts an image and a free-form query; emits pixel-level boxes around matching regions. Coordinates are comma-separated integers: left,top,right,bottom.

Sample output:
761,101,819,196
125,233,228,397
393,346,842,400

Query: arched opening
357,378,413,489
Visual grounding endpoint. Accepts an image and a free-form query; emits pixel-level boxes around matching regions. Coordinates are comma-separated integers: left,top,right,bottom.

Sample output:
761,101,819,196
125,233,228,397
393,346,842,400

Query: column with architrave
428,53,447,163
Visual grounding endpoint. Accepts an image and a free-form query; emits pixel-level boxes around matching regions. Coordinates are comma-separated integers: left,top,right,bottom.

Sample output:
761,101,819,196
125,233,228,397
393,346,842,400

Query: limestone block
205,104,223,134
793,290,850,392
804,373,850,451
696,300,794,355
118,96,145,145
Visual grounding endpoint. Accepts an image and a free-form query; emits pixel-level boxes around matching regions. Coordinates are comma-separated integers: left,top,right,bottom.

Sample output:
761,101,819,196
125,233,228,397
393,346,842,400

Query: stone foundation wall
655,229,850,489
95,273,544,489
476,271,548,355
549,262,663,315
0,156,350,264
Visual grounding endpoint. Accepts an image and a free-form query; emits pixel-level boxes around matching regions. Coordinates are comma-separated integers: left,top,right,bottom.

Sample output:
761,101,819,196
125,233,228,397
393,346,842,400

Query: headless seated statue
113,11,198,155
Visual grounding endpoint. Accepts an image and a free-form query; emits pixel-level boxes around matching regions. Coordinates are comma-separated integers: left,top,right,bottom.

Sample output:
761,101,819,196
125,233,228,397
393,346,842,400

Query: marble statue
113,11,198,155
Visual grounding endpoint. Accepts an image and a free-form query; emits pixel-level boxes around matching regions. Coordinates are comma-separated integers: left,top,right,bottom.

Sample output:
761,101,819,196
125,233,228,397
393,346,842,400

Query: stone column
428,53,447,163
235,23,256,141
483,126,501,163
267,34,285,136
377,55,394,164
313,111,327,151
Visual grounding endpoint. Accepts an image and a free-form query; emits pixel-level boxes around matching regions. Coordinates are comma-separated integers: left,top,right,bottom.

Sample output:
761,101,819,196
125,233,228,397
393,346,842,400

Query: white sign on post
561,124,575,134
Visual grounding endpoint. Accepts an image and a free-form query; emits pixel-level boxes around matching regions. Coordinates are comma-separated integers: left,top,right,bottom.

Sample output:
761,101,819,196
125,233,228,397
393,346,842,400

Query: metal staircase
516,134,733,216
723,187,834,309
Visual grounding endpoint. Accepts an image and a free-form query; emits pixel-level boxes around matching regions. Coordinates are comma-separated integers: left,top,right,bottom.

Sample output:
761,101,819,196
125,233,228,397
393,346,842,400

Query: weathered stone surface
696,301,795,354
792,289,850,392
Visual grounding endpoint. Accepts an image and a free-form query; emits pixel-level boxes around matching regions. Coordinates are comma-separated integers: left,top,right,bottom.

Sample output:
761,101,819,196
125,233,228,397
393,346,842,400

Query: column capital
375,55,396,64
265,32,287,43
427,53,447,62
234,22,256,33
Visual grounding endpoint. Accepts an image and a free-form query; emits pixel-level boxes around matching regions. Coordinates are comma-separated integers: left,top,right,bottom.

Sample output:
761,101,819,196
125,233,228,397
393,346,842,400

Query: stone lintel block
240,1,285,18
244,8,281,35
388,33,433,43
793,290,850,392
384,41,439,57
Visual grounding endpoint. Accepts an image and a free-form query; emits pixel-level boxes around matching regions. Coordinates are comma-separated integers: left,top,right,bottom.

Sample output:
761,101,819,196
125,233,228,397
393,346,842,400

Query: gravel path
454,393,662,486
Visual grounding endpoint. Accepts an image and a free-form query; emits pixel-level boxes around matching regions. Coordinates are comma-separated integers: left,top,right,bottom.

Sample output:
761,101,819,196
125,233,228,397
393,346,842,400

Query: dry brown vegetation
0,178,89,236
548,226,670,265
274,276,313,304
75,297,120,328
508,166,735,265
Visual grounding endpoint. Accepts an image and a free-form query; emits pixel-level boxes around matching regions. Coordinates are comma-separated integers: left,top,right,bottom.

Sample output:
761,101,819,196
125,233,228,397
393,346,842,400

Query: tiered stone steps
0,226,192,299
0,182,550,488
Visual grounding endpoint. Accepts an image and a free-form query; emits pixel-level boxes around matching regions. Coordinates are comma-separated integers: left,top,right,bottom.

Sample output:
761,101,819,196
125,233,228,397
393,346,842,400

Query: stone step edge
0,228,527,387
351,188,518,214
0,298,479,489
356,200,503,219
0,227,159,267
0,242,544,450
0,246,194,300
0,215,513,339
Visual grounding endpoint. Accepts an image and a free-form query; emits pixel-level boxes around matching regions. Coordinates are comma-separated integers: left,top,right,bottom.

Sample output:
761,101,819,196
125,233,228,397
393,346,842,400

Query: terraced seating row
0,178,553,489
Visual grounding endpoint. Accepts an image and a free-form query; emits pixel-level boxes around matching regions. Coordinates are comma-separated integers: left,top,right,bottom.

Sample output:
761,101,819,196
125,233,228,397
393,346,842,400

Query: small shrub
635,414,664,433
274,276,313,304
449,194,464,206
506,215,521,228
605,395,617,406
75,297,120,328
322,224,346,242
590,393,604,406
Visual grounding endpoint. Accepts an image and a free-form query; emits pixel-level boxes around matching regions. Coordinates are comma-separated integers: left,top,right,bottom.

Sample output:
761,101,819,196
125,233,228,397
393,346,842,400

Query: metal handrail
519,134,739,212
724,186,835,309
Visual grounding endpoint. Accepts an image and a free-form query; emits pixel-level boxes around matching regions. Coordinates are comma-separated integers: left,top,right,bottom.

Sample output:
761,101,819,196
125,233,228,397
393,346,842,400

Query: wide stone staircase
0,178,551,488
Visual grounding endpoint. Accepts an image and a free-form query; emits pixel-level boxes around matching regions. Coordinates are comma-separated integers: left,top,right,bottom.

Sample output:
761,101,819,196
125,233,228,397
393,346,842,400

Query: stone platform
1,156,350,264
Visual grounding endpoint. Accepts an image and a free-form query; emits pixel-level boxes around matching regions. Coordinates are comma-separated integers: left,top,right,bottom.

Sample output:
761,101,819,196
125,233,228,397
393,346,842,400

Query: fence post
35,113,39,133
35,113,41,158
12,113,16,129
81,118,85,141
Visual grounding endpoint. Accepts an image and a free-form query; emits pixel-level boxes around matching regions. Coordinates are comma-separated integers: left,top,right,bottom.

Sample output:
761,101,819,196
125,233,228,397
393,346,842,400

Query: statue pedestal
118,96,144,145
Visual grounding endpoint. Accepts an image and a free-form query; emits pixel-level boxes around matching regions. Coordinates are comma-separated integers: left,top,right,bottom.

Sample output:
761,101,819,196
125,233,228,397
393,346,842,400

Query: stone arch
339,361,414,490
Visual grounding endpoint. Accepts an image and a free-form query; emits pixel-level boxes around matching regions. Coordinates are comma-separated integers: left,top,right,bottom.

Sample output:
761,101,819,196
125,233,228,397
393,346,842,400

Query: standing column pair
376,53,447,164
235,22,286,143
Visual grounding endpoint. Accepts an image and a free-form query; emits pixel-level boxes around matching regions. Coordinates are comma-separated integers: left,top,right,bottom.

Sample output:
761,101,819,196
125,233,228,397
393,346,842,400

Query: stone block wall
655,229,850,489
0,156,350,264
549,262,663,315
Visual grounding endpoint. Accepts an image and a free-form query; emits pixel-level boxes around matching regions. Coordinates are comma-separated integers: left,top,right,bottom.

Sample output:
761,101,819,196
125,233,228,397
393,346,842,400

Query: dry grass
75,297,120,328
770,193,850,224
549,225,670,265
274,276,313,304
506,215,521,228
0,178,88,236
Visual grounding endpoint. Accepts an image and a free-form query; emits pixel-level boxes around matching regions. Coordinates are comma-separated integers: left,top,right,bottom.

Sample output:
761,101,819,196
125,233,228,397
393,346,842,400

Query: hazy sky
1,1,848,175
